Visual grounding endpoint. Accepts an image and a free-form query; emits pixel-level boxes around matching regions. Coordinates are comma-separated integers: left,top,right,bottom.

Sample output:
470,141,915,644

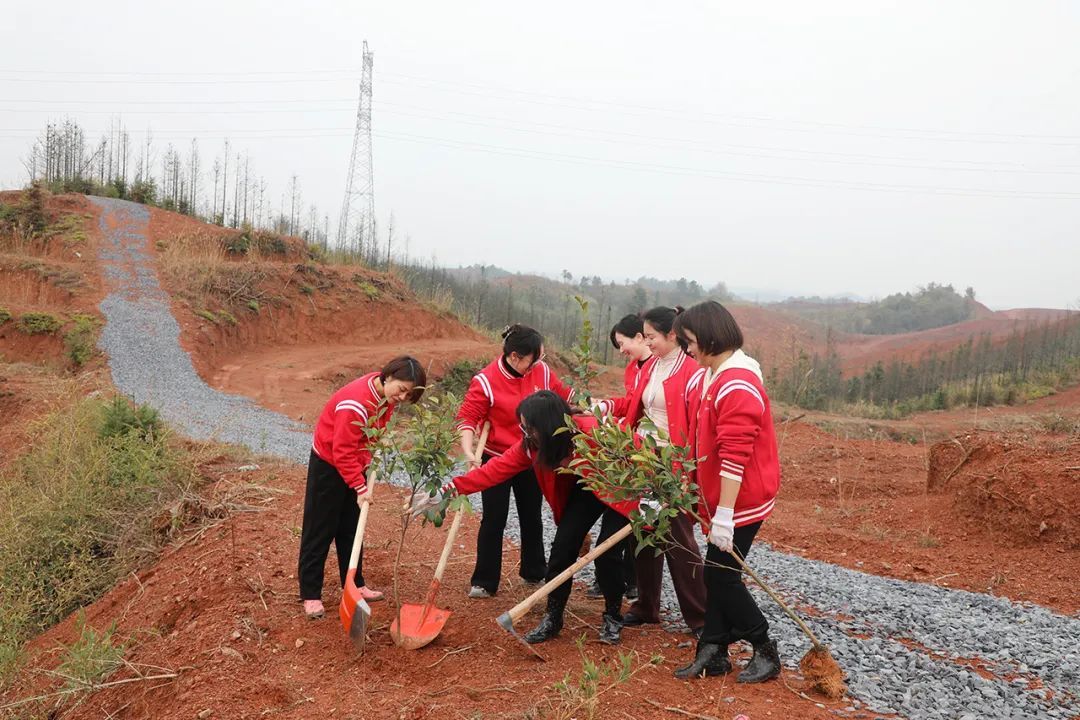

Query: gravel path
93,197,1079,720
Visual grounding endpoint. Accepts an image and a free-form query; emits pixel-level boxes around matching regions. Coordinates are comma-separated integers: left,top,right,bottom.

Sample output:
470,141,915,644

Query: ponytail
641,306,684,335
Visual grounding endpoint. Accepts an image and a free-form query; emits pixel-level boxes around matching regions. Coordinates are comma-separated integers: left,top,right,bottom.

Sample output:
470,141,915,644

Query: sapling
368,394,467,633
565,415,846,699
569,296,600,404
562,415,697,555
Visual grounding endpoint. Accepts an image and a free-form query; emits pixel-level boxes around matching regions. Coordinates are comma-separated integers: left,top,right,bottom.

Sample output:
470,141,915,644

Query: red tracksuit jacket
596,349,699,446
452,414,639,523
685,352,780,530
622,358,647,394
311,372,394,491
456,356,574,457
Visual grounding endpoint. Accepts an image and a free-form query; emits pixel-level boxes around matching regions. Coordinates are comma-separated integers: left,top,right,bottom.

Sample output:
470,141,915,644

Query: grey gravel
93,197,1080,720
92,198,312,461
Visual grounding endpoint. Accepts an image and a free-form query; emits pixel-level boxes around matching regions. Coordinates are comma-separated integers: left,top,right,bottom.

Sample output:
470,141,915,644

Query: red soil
0,466,846,720
766,420,1080,613
143,206,500,412
0,193,105,369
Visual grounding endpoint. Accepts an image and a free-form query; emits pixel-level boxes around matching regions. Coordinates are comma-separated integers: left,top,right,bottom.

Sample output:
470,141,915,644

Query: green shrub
299,284,314,295
254,231,288,255
246,300,260,313
64,314,98,368
224,232,251,255
438,359,485,397
354,279,380,300
0,397,189,682
129,178,156,205
16,312,61,335
0,306,11,325
99,396,162,440
1036,414,1080,436
57,612,126,693
195,309,218,324
218,311,238,326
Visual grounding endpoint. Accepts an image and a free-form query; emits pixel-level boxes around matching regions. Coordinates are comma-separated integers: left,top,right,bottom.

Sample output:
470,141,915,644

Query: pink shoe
303,599,325,619
358,586,384,603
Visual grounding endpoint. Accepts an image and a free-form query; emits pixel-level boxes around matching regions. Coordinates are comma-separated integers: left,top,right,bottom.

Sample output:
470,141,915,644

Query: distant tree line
393,259,733,360
777,283,977,335
770,314,1080,416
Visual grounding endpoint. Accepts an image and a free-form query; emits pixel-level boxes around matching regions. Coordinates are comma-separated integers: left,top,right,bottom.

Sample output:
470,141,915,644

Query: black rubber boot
673,642,732,680
737,639,781,684
599,613,623,645
624,584,639,600
524,611,564,644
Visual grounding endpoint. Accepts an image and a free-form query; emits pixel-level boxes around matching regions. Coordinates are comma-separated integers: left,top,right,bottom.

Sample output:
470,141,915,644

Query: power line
0,76,356,85
363,129,1080,199
4,123,1075,199
2,68,357,77
4,105,1078,176
3,69,1078,145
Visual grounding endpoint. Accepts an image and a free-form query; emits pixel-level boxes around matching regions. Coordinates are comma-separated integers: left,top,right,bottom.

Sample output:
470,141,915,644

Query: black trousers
298,451,364,600
621,536,637,587
546,483,629,618
701,521,769,646
470,461,547,592
592,532,636,590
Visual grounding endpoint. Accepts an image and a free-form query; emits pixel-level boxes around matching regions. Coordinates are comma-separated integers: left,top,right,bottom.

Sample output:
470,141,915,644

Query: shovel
496,522,634,660
391,422,490,649
339,484,374,653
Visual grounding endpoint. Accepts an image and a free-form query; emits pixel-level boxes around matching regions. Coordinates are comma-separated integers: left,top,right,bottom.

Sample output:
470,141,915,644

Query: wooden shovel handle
348,471,376,572
433,421,489,582
504,522,634,625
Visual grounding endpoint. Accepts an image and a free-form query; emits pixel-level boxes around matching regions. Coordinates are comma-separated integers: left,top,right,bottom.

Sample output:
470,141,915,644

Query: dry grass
0,379,258,688
157,232,270,309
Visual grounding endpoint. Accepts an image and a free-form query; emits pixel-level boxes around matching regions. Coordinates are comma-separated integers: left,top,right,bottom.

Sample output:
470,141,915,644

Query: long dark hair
501,323,543,361
641,305,685,335
516,390,575,469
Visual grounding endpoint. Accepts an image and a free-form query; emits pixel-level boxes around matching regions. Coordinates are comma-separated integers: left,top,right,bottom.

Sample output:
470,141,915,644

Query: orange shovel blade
390,602,452,650
339,570,371,653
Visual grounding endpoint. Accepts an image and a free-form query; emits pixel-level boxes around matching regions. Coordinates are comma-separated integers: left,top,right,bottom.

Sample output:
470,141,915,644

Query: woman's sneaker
303,599,325,619
358,586,384,602
468,586,493,599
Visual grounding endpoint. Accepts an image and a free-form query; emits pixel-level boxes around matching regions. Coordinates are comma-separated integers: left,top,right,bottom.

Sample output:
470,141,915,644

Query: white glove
708,506,735,552
638,497,663,514
407,482,455,517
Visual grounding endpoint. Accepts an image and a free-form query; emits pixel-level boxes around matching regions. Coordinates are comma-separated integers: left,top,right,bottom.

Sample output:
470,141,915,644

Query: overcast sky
2,1,1078,309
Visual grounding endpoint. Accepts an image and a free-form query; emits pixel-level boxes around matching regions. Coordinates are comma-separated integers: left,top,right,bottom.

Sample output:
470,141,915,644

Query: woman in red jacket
415,390,637,645
456,324,574,598
585,314,652,601
611,313,652,398
298,356,426,620
672,301,781,683
596,307,707,636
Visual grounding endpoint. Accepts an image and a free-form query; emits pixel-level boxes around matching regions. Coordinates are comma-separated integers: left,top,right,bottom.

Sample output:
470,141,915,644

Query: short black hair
516,390,574,469
380,355,427,403
609,314,644,349
641,305,685,335
501,323,544,361
673,301,744,356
